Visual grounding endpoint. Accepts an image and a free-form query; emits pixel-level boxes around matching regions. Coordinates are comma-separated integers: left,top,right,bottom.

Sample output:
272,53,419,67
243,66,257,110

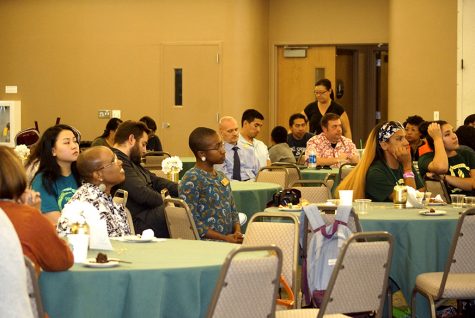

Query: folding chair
424,178,452,203
112,189,135,235
163,198,200,240
300,207,363,308
24,256,45,318
143,151,171,169
257,166,289,189
207,246,283,318
291,180,332,203
276,232,394,318
337,163,356,182
14,128,40,147
272,162,302,188
411,208,475,318
243,212,300,308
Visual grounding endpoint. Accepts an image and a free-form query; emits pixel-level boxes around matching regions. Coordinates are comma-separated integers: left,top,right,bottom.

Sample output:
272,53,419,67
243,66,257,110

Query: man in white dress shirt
216,116,259,181
239,109,271,169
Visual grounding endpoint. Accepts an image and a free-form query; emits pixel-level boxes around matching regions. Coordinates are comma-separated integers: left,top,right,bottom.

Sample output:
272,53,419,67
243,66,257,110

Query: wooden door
160,44,221,156
276,46,336,129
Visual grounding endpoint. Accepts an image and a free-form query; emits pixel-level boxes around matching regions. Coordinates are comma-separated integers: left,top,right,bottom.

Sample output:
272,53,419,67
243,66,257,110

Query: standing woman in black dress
302,78,352,139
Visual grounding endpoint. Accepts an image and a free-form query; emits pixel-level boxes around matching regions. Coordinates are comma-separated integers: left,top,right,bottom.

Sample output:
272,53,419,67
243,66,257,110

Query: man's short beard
130,144,142,164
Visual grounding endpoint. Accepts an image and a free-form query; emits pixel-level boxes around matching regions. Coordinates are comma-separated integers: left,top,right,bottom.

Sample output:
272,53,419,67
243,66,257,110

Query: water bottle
308,149,317,168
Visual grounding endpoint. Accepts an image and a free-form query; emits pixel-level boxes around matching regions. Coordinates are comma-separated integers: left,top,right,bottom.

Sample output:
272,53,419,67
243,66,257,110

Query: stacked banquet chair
242,212,300,309
276,231,394,318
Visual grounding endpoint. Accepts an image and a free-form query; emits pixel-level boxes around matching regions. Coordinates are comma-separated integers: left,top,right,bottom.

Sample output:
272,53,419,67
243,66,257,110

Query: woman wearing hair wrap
337,121,423,201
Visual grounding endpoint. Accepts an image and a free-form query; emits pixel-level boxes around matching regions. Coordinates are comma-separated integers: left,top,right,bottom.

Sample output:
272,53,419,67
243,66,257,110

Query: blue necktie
232,146,241,181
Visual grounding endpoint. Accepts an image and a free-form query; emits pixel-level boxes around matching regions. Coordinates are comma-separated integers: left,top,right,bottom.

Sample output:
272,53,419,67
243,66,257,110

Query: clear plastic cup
354,199,372,215
450,194,465,208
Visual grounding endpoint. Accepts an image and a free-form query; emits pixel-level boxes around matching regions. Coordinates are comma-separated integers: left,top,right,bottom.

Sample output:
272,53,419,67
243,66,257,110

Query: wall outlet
433,111,439,121
98,110,111,119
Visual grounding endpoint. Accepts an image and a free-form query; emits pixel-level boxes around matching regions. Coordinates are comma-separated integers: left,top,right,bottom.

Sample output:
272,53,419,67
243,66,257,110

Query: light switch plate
111,110,121,119
5,86,17,93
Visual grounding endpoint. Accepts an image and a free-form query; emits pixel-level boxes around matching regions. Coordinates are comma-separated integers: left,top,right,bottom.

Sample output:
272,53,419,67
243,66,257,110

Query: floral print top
57,183,131,237
179,167,239,238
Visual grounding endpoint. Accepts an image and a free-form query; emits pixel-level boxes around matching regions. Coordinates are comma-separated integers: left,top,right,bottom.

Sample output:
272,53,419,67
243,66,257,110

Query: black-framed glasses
314,90,328,95
96,155,118,171
201,141,225,151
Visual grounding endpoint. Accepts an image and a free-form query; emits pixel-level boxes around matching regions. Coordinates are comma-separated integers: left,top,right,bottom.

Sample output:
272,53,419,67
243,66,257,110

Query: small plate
278,206,302,211
83,258,119,268
428,202,447,206
122,235,154,243
419,210,447,216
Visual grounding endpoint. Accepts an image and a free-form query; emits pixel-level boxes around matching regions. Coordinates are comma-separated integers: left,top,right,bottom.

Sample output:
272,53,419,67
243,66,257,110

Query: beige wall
388,0,457,124
0,0,458,145
0,0,270,142
268,0,389,44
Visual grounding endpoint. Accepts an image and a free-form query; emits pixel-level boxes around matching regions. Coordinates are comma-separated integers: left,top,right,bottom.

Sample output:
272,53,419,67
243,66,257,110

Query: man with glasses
216,116,259,181
112,120,178,238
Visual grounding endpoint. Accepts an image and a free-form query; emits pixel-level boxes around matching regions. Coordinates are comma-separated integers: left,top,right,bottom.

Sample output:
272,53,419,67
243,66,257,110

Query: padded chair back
143,151,171,169
112,190,135,234
256,166,289,189
207,246,283,318
24,256,45,318
15,128,40,147
438,208,475,298
164,198,200,240
338,163,356,182
272,162,302,188
291,180,331,203
424,179,451,203
297,153,306,165
318,232,393,318
243,212,299,306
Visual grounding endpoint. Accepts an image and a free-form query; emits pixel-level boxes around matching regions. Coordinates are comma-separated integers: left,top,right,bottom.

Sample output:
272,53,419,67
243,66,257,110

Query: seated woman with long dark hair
0,146,73,272
179,127,242,243
418,121,475,195
91,117,123,148
58,146,132,237
31,125,81,224
337,121,424,201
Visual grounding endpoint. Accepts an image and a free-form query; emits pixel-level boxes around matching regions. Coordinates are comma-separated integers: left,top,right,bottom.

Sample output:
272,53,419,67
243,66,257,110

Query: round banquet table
300,167,339,180
230,181,281,229
39,239,238,318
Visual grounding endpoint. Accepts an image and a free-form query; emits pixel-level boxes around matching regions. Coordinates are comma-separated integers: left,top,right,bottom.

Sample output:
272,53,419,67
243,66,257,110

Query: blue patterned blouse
179,167,239,238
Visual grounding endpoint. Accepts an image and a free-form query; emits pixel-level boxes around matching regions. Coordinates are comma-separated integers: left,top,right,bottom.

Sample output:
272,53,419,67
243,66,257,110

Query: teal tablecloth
300,167,339,180
39,239,238,318
230,181,281,224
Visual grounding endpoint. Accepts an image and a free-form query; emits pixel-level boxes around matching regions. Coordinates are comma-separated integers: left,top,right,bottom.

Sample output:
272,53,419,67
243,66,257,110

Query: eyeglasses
201,142,225,151
97,155,118,171
314,90,328,95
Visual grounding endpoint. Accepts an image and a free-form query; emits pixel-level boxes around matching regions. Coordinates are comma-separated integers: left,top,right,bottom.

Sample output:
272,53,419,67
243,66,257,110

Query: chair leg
410,289,418,318
411,287,437,318
386,286,393,318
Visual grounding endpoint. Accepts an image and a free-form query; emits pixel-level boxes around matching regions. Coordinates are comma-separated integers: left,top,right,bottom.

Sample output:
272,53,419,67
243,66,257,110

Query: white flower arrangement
57,201,99,236
161,156,183,174
14,144,30,161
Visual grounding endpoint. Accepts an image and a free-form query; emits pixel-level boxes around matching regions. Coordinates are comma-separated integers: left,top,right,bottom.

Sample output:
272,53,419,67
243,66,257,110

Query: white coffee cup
339,190,353,206
68,234,89,263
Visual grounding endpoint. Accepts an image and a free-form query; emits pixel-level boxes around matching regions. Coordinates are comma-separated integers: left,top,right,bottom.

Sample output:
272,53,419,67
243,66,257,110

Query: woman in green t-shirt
337,121,424,201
